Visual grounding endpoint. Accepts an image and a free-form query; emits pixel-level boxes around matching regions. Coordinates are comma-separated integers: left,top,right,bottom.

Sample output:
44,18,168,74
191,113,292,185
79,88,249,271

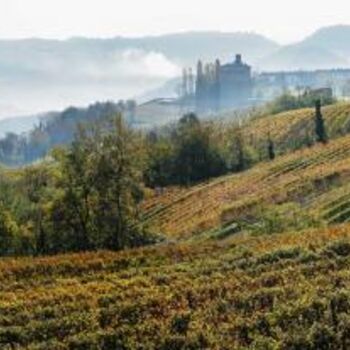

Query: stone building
181,54,253,113
180,56,350,114
219,54,253,109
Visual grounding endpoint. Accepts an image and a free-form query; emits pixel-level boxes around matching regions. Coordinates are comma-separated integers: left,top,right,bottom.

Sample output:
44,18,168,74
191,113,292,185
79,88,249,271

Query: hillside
243,103,350,151
258,44,349,71
302,25,350,57
142,103,350,238
257,25,350,71
0,32,278,80
2,220,350,348
4,103,350,348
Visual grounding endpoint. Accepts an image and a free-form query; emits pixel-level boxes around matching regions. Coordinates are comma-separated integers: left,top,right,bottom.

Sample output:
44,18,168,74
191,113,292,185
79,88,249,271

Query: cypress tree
267,136,275,160
195,60,204,113
233,131,245,172
315,99,327,144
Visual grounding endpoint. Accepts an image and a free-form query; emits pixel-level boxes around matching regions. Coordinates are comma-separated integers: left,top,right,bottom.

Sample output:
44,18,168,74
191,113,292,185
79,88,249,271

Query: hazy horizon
0,24,346,45
1,0,350,44
0,0,350,125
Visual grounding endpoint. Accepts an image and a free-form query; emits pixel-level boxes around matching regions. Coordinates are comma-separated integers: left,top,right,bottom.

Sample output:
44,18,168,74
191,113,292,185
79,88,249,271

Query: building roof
222,54,251,70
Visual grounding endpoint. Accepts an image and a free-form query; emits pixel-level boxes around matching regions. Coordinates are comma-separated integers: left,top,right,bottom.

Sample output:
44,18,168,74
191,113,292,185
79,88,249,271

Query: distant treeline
0,100,137,166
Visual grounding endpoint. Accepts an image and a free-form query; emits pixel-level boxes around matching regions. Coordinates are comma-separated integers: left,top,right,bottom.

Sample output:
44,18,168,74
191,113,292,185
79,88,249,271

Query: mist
0,47,180,119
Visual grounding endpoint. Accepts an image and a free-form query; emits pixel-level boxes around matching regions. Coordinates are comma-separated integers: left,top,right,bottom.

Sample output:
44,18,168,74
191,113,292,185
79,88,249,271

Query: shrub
308,323,337,350
171,314,191,335
324,241,350,257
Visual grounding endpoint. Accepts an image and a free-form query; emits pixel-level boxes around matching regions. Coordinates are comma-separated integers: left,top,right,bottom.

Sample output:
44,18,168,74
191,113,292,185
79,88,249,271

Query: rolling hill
258,25,350,71
302,25,350,57
2,207,350,348
141,103,350,238
4,103,350,348
258,43,349,71
142,131,350,238
0,32,278,80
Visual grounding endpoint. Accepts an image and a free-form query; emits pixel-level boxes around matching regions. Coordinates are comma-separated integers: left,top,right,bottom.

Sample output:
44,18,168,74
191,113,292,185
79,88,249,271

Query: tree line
0,100,137,166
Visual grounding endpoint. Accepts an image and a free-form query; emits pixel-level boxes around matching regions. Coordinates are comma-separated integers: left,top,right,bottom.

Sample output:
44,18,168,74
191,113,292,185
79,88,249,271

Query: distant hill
258,25,350,71
5,27,350,85
258,44,349,71
118,32,279,65
0,32,278,93
0,32,278,80
301,25,350,57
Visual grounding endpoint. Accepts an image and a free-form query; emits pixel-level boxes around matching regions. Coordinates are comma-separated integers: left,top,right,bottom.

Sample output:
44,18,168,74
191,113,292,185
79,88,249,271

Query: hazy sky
0,0,349,43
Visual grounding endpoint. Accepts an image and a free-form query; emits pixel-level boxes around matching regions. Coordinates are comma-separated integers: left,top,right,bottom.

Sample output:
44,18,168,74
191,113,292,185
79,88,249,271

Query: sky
0,0,349,44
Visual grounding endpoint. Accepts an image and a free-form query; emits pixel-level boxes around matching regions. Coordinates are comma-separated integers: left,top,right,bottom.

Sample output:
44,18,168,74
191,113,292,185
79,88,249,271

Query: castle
179,55,350,114
181,54,253,113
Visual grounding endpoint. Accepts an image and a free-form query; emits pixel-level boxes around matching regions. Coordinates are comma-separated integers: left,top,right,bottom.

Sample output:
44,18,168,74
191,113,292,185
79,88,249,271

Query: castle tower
193,54,252,113
219,54,252,109
235,54,242,65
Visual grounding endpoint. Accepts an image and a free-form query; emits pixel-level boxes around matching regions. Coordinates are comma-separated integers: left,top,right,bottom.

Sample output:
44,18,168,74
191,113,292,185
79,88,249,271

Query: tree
174,113,226,185
265,91,335,115
145,113,226,187
0,203,17,255
230,129,246,172
52,114,150,252
315,99,328,144
144,136,175,187
91,116,146,249
267,136,275,160
22,166,51,255
125,100,137,124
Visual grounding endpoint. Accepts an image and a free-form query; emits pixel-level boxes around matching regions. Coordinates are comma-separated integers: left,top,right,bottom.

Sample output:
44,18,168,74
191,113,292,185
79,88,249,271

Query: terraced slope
143,133,350,238
309,184,350,225
2,224,350,349
243,103,350,152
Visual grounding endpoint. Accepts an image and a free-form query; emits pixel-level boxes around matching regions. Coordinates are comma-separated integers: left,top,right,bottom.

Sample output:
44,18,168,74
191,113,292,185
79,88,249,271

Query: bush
248,203,320,236
308,323,337,350
171,314,191,335
324,241,350,257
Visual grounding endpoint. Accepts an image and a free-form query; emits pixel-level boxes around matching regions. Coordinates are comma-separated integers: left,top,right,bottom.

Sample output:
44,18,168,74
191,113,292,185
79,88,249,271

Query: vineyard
4,103,350,348
142,103,350,239
204,103,350,164
243,103,350,152
2,223,350,348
